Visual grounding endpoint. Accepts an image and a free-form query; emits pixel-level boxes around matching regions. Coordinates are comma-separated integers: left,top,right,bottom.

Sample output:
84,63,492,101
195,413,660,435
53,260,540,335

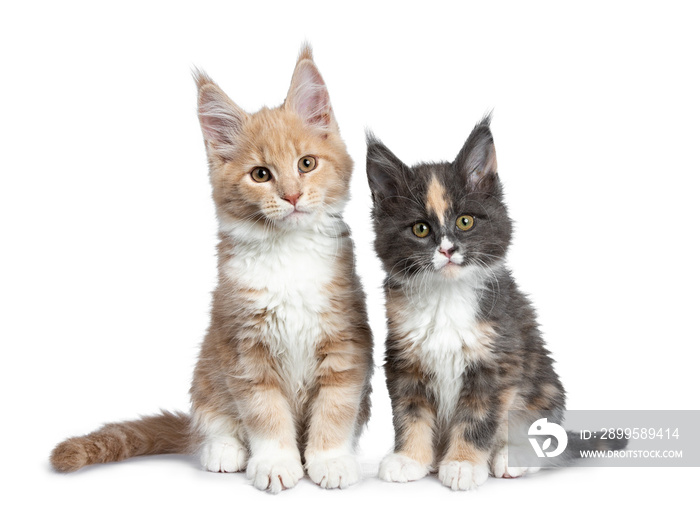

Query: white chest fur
395,268,494,422
223,222,344,399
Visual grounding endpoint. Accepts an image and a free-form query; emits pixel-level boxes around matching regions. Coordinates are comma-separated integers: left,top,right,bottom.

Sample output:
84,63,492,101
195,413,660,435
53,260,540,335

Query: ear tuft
192,67,214,91
297,41,314,62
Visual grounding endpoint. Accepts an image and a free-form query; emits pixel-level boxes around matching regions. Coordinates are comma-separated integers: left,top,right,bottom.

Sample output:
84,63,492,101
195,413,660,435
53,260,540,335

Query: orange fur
441,423,490,465
394,402,436,467
425,175,450,225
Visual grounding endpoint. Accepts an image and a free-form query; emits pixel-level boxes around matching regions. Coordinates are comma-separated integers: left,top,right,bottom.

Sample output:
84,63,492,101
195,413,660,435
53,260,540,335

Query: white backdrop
2,1,698,522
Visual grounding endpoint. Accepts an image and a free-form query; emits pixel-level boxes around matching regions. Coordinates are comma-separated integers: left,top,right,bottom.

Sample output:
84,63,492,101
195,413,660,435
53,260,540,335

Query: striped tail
50,410,192,472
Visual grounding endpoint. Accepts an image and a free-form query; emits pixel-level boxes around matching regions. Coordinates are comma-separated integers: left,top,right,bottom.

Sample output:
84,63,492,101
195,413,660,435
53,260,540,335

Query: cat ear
366,132,407,202
284,44,336,131
454,115,499,192
194,69,247,151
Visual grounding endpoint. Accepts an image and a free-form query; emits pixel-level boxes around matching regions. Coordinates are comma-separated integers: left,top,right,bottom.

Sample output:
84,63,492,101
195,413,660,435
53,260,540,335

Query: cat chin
279,209,314,226
271,213,327,232
218,211,347,243
438,264,463,279
395,261,502,290
425,259,467,280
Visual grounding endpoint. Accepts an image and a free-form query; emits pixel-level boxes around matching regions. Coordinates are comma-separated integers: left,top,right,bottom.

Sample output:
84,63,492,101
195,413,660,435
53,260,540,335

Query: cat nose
439,246,457,258
283,192,301,206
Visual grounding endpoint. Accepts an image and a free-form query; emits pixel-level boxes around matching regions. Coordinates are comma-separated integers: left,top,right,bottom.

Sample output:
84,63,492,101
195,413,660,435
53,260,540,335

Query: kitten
367,116,571,490
51,45,373,493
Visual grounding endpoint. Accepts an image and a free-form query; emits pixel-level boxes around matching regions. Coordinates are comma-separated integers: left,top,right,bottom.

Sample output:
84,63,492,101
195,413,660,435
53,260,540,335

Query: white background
2,0,698,522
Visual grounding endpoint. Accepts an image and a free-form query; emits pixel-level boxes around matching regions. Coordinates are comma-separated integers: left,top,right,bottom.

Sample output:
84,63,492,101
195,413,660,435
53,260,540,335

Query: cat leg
490,444,540,478
490,387,548,478
488,407,529,478
304,342,371,489
438,422,491,491
379,368,436,483
379,405,435,482
241,390,304,493
194,411,248,473
234,344,304,494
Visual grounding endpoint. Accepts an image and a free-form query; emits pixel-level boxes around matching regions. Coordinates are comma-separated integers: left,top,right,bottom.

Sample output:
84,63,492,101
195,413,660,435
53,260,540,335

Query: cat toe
438,460,489,491
306,451,361,489
200,438,248,473
246,453,304,494
378,453,429,483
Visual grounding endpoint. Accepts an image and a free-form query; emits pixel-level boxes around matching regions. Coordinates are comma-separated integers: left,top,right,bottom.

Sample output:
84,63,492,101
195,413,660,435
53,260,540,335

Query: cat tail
547,430,628,466
566,429,628,455
50,410,192,472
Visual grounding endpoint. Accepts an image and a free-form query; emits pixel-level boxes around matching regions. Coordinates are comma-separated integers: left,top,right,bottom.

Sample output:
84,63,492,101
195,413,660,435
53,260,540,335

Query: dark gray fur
367,117,623,471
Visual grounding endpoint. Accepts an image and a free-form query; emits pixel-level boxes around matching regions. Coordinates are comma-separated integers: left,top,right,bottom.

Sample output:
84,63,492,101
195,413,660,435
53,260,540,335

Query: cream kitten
51,45,373,494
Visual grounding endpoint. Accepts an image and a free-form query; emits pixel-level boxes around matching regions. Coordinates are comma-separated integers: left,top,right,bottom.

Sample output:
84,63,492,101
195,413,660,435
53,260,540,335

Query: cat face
195,47,353,233
366,117,512,284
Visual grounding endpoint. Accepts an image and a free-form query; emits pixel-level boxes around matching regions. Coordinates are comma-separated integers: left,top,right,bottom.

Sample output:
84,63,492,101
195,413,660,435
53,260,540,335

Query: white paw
200,438,248,473
246,450,304,494
490,445,540,479
378,453,429,483
306,451,361,489
438,460,489,491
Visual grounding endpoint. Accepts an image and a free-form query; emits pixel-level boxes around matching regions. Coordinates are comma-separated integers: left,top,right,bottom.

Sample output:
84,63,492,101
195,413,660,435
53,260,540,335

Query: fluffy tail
50,410,192,472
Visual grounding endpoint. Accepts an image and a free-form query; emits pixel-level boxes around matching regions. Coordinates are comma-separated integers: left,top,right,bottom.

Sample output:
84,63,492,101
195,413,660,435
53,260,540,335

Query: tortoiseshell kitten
366,116,567,490
50,46,373,493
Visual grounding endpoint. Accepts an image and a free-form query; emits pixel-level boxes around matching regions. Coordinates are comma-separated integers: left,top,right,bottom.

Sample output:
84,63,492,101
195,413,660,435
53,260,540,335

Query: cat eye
251,167,272,183
456,215,475,231
412,222,430,238
298,156,317,173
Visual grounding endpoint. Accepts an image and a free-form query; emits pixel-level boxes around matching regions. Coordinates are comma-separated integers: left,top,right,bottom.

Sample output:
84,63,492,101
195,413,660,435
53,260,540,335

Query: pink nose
439,246,456,258
283,193,301,206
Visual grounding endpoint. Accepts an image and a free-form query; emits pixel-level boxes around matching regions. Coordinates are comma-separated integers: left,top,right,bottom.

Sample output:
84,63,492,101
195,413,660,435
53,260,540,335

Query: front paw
438,460,489,491
200,438,248,473
305,450,361,489
246,451,304,494
379,453,429,483
490,445,541,479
